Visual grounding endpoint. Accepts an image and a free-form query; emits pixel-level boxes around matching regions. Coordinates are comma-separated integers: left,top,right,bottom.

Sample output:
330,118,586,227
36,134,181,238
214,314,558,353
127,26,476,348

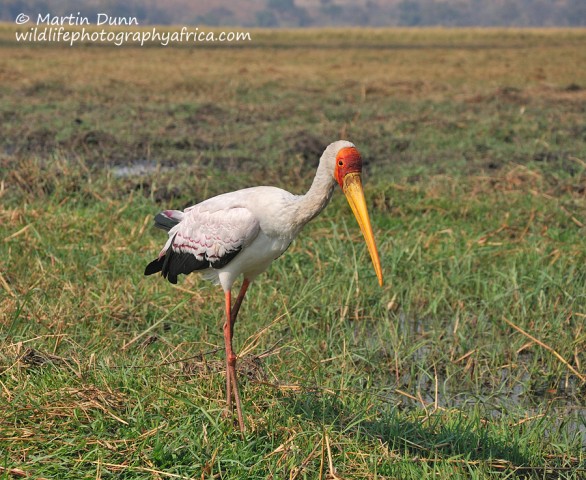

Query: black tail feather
154,212,180,232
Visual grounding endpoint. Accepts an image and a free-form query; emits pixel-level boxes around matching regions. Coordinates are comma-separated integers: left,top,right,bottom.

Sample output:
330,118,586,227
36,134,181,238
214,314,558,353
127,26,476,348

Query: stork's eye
338,160,344,166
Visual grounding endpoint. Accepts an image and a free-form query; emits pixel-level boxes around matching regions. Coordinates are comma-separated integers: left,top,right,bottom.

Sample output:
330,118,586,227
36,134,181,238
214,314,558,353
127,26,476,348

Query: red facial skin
334,147,363,188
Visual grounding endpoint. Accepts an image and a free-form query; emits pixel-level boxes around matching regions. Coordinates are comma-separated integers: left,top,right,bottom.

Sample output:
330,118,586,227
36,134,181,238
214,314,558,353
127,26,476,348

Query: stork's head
323,140,383,287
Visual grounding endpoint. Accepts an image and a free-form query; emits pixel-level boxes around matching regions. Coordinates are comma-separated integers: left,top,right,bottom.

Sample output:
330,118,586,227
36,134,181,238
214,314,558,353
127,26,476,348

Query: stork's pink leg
223,291,233,412
223,289,245,432
230,279,250,338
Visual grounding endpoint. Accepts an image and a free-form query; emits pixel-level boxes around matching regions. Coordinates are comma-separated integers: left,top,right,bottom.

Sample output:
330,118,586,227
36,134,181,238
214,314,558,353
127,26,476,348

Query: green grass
1,26,586,479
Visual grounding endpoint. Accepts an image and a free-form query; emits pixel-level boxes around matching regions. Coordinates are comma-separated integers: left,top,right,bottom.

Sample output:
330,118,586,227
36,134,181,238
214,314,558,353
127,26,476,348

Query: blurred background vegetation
1,0,586,27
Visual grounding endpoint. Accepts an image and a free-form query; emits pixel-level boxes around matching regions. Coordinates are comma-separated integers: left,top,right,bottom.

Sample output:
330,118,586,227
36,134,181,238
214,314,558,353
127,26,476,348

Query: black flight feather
144,256,165,276
145,228,245,283
166,251,208,284
209,247,242,269
145,234,211,284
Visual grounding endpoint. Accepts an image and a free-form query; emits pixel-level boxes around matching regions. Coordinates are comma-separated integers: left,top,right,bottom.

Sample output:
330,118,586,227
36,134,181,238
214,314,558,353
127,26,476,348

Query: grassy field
1,25,585,479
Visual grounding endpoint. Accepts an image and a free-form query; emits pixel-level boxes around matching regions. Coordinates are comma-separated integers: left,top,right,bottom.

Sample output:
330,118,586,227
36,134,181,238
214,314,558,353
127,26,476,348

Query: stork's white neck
287,160,336,231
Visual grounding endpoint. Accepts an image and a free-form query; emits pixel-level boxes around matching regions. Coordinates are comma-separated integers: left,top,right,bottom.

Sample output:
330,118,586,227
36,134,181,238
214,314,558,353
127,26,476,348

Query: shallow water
110,160,164,178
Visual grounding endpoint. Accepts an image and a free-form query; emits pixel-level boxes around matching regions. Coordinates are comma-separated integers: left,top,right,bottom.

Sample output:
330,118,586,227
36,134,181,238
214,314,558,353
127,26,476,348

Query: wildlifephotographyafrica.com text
14,12,252,46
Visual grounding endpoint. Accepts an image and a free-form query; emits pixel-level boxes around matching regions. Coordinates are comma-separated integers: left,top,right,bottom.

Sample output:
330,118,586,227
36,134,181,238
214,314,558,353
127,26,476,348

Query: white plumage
145,140,383,431
158,187,299,291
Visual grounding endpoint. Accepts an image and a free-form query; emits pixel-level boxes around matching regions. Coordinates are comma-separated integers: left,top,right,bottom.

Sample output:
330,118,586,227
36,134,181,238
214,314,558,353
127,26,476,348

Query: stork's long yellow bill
342,173,383,286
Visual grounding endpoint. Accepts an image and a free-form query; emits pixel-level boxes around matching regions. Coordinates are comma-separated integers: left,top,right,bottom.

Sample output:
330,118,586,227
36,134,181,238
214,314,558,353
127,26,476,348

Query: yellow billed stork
145,140,383,431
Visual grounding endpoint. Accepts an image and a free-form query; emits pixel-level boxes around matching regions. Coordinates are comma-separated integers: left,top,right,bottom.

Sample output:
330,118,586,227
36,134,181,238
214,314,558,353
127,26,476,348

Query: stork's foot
229,365,245,432
223,356,245,432
221,402,241,430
